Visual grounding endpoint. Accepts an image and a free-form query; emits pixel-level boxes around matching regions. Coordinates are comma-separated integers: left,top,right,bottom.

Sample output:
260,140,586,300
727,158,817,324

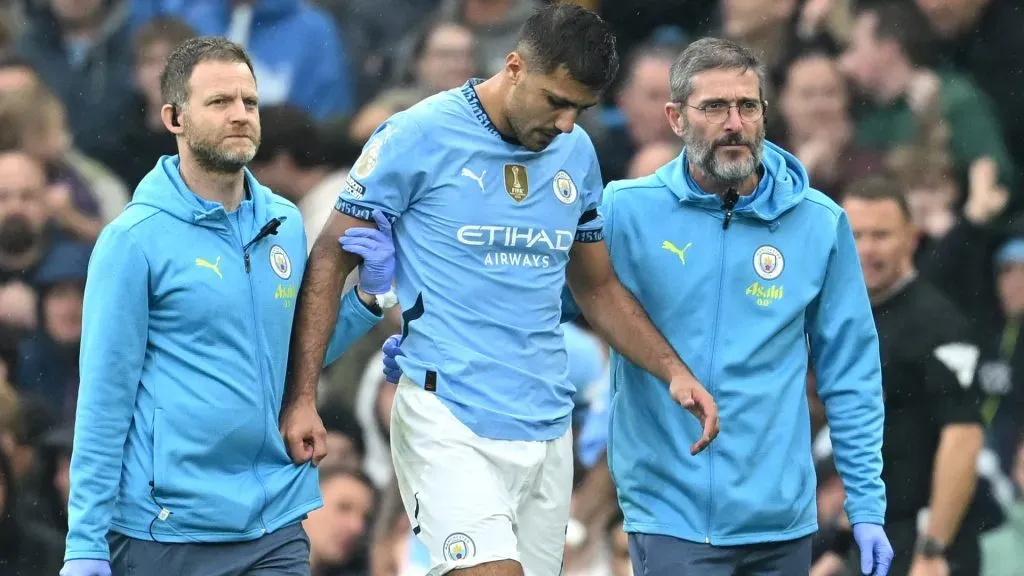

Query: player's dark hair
160,36,254,108
670,37,766,104
516,3,619,91
842,175,912,221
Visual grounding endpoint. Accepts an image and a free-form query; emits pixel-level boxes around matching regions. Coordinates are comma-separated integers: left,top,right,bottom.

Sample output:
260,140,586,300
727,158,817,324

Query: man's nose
722,107,744,132
555,109,578,133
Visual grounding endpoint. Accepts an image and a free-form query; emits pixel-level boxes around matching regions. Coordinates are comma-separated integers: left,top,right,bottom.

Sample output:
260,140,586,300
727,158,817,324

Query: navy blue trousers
628,533,812,576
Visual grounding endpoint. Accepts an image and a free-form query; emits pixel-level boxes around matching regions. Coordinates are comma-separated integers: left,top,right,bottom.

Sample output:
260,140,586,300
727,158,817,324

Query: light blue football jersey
336,79,604,441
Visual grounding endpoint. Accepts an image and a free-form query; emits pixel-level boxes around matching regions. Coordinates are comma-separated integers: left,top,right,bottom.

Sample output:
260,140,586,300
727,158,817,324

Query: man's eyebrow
542,89,598,109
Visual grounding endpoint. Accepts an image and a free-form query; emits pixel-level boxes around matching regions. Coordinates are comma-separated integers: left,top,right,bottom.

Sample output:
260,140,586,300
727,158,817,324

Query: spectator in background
95,15,194,190
777,44,882,202
914,0,1024,195
977,234,1024,476
350,20,476,145
317,401,367,473
720,0,801,81
304,466,376,576
588,43,679,184
0,56,39,92
249,104,353,246
0,85,129,242
840,1,1017,202
0,151,78,333
135,0,356,119
625,140,681,179
16,241,90,422
15,0,134,159
0,443,64,575
981,437,1024,576
432,0,540,76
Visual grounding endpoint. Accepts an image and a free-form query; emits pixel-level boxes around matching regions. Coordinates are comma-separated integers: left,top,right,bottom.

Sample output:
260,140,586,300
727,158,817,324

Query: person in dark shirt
841,177,987,576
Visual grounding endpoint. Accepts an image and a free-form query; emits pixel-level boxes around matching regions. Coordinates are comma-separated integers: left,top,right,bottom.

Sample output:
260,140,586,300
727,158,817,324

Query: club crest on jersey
503,163,529,203
270,245,292,279
753,245,784,280
442,532,476,562
552,170,577,204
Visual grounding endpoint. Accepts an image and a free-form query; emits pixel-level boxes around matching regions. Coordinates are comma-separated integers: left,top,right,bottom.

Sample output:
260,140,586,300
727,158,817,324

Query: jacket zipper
706,189,739,543
236,210,270,534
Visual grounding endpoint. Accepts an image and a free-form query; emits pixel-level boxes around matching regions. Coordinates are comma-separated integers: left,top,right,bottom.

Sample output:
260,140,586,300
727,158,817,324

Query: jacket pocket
152,408,167,493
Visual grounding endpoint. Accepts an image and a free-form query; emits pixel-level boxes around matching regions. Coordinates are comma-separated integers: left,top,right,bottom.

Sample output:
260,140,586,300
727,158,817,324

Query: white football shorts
390,376,573,576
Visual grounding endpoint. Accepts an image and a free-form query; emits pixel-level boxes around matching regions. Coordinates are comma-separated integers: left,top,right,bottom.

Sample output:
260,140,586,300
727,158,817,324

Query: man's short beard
683,120,765,186
183,120,258,174
0,214,39,255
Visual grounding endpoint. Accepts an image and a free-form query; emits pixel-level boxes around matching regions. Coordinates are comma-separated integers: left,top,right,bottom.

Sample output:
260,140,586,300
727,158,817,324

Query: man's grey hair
669,38,767,104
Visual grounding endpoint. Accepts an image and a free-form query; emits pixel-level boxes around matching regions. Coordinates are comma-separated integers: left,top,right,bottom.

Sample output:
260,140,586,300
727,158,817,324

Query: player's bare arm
567,239,720,453
281,211,376,465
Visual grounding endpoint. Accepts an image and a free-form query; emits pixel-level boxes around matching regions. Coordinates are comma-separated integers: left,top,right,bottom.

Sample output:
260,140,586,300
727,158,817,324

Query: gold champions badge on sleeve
503,163,529,203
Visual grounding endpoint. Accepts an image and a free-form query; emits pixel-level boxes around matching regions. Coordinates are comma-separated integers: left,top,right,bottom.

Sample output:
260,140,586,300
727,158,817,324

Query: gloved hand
60,559,112,576
382,334,404,384
853,523,894,575
339,209,395,295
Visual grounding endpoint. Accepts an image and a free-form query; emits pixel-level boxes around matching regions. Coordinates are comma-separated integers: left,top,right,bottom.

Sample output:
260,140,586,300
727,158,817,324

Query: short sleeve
335,114,425,222
575,149,604,243
927,341,984,426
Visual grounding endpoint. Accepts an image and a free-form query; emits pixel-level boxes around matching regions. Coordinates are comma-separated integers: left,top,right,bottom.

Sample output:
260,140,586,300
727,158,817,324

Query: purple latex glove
380,332,403,381
339,209,395,295
853,523,894,575
60,559,112,576
381,334,403,384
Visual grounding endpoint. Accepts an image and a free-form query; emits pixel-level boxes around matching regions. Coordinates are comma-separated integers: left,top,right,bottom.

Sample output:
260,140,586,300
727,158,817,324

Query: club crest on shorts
552,170,577,204
442,532,476,562
269,245,291,279
504,163,529,203
753,245,784,280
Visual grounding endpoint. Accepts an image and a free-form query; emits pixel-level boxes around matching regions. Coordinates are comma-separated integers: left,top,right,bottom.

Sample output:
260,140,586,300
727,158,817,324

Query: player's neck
472,75,516,140
688,160,759,197
177,152,246,212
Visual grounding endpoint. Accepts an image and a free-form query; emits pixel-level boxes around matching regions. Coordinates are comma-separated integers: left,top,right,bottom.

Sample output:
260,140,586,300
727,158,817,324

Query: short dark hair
318,399,366,460
842,176,911,220
516,3,619,91
670,37,766,104
251,105,330,169
160,36,254,107
858,1,937,68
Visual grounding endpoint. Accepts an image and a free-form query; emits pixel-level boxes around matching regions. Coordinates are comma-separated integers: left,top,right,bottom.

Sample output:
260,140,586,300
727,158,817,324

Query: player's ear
506,51,525,84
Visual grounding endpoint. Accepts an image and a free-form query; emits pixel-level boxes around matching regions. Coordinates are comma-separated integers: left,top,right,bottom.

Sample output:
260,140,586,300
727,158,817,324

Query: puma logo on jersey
195,256,223,279
662,240,692,265
461,168,486,193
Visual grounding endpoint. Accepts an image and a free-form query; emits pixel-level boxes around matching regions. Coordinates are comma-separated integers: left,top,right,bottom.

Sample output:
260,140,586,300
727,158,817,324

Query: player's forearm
571,278,690,383
925,423,983,545
286,234,359,404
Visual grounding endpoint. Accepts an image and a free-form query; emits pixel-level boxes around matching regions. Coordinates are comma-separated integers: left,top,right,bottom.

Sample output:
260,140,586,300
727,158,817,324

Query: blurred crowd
0,0,1022,574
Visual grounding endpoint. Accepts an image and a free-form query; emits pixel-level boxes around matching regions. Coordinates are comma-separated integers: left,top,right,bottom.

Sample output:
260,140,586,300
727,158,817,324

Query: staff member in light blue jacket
382,36,895,576
60,37,395,576
590,37,892,576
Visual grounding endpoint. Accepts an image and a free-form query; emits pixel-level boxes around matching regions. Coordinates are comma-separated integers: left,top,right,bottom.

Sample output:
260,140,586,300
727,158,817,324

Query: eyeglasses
682,100,767,124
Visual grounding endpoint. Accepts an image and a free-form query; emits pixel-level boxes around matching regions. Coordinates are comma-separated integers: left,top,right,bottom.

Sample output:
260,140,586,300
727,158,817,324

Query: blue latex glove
382,334,403,384
853,523,893,575
339,209,395,295
60,559,112,576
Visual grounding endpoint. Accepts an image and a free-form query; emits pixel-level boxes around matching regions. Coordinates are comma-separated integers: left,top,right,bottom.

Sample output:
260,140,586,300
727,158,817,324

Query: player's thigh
390,379,524,575
515,429,574,576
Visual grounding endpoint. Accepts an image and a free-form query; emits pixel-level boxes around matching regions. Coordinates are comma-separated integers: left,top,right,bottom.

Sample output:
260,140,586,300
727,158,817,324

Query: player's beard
183,117,260,174
682,119,764,186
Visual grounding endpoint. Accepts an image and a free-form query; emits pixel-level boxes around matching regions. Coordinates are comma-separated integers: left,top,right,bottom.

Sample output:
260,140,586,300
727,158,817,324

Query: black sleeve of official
924,346,983,426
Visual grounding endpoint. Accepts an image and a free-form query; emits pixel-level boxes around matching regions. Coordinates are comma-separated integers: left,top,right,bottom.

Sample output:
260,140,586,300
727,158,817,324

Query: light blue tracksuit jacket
566,141,886,545
65,156,381,560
